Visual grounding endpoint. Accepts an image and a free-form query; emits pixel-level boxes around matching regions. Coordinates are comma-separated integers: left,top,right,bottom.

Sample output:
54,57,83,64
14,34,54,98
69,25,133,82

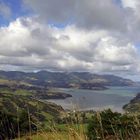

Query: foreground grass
16,124,88,140
3,108,140,140
16,110,140,140
18,132,87,140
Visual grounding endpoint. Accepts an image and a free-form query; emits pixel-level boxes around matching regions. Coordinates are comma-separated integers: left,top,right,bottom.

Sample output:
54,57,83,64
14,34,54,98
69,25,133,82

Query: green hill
123,93,140,113
0,89,64,122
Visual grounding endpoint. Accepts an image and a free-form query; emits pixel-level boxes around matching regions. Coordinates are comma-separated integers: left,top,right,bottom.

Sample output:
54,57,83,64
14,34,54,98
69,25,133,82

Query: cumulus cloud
23,0,75,23
121,0,140,9
0,0,139,79
23,0,126,31
22,0,140,43
0,17,139,76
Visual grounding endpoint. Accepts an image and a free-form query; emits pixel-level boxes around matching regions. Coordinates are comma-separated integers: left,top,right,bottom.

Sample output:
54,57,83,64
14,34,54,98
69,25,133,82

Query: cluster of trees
0,110,37,139
87,109,140,140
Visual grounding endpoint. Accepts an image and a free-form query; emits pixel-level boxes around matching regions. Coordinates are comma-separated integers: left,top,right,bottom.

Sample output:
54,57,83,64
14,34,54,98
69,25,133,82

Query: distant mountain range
0,70,135,89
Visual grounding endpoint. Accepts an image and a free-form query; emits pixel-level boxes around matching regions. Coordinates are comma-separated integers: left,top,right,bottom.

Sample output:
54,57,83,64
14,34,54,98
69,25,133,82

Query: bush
0,111,17,139
0,110,37,139
87,109,140,140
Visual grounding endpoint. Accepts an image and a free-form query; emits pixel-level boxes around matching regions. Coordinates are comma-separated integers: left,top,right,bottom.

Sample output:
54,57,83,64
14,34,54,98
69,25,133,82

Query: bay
47,86,140,112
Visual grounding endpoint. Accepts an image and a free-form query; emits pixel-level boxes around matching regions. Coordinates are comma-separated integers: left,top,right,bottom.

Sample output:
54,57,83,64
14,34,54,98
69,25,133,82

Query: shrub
0,110,37,139
87,109,140,140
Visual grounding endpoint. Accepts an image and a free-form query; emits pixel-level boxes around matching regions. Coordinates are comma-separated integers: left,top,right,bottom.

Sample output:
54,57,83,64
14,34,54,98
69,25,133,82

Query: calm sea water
47,86,140,112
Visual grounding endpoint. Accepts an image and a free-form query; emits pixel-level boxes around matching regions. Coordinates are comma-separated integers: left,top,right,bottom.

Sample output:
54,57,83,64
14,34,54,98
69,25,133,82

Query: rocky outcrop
123,93,140,112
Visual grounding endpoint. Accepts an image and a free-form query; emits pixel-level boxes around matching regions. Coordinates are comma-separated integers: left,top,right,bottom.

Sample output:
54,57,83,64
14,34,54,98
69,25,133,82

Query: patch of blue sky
48,18,75,29
135,44,140,48
113,0,123,8
0,0,32,26
0,15,9,26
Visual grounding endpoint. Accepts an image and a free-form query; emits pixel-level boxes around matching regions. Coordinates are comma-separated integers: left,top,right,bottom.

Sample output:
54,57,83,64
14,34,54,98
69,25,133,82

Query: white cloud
0,0,140,79
0,17,139,77
22,0,140,44
95,37,137,65
121,0,139,9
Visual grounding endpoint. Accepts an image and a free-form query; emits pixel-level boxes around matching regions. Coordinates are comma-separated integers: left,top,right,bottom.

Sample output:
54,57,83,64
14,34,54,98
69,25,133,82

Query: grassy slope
0,88,64,122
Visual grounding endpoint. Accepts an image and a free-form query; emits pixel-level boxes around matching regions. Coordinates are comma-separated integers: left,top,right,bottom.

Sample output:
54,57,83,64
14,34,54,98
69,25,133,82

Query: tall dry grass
1,103,140,140
17,110,140,140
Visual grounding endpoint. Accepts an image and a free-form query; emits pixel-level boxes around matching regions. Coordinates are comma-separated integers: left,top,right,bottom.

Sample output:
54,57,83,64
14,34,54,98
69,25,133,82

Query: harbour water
47,86,140,112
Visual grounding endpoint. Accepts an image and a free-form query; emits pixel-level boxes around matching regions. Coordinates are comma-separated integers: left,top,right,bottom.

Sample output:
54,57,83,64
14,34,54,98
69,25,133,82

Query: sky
0,0,140,80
